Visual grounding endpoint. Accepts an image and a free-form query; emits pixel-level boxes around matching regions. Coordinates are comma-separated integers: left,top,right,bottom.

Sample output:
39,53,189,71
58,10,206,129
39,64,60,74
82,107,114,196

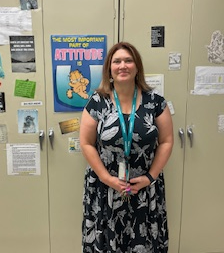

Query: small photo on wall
10,36,36,73
18,109,39,134
0,92,6,113
20,0,38,10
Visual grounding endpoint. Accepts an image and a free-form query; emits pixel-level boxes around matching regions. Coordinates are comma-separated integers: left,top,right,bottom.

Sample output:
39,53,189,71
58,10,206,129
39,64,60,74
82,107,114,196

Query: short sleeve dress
82,90,169,253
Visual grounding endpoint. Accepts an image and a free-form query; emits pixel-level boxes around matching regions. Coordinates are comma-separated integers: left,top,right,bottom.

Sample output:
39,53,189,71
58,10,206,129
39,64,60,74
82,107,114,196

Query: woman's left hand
129,175,151,194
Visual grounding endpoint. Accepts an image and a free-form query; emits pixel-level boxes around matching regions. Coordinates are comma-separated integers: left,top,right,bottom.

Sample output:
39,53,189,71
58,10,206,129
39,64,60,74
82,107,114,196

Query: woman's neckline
110,88,143,115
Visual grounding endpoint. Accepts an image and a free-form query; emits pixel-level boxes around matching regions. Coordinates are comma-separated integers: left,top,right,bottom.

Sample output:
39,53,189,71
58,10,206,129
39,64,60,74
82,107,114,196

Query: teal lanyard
113,87,137,172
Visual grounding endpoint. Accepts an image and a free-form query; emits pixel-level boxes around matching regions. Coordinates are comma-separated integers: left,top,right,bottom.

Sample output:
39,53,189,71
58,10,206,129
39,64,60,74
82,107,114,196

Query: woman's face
110,48,138,84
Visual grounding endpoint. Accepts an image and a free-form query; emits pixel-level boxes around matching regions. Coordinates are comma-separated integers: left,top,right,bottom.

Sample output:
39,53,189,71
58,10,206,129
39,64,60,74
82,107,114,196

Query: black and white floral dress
82,90,169,253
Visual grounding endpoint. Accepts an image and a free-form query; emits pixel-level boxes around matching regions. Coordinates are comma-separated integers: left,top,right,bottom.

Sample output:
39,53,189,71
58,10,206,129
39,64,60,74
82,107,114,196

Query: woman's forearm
81,144,112,183
147,142,173,179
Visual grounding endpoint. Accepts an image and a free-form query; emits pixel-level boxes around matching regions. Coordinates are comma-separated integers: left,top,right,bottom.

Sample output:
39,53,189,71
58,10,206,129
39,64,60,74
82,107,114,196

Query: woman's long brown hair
96,42,151,97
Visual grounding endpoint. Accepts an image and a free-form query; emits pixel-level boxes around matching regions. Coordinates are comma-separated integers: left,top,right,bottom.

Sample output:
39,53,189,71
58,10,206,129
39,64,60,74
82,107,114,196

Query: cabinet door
179,0,224,252
0,1,50,253
42,1,118,252
119,0,193,252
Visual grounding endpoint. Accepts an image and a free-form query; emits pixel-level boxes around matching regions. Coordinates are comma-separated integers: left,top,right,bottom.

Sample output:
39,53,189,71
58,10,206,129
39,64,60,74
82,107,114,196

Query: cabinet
42,1,117,252
0,2,49,253
0,0,224,253
178,1,224,252
0,1,117,253
119,0,224,252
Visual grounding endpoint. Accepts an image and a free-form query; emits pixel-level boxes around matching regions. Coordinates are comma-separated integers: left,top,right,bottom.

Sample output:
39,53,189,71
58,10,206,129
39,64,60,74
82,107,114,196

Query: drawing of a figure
206,30,224,64
66,70,89,99
23,115,36,133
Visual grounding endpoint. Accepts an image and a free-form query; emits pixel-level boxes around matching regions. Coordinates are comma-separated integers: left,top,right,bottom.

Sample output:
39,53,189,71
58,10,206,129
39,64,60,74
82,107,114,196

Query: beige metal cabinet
120,0,224,252
0,2,50,253
42,1,118,252
179,0,224,252
0,1,118,253
119,0,192,251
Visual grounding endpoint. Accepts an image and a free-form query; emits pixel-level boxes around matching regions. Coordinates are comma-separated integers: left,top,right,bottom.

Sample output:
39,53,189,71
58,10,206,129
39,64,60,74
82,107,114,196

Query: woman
80,42,173,253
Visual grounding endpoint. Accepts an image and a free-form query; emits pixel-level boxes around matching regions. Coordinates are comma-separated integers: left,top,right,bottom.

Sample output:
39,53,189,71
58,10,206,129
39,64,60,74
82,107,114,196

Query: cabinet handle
187,127,193,148
48,129,54,149
39,130,45,150
178,128,185,148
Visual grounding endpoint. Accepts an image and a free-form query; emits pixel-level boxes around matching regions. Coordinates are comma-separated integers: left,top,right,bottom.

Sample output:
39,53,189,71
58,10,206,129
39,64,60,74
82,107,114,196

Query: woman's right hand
105,175,129,193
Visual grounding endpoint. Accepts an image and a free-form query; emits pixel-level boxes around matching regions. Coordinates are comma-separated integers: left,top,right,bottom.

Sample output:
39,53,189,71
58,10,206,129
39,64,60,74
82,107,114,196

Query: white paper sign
0,7,32,45
218,115,224,133
6,143,40,175
0,124,7,143
68,137,81,153
169,52,181,70
145,74,164,96
192,66,224,95
206,30,224,64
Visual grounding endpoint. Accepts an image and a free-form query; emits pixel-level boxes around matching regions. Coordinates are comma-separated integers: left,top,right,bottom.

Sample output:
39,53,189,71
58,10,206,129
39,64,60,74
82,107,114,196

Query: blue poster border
51,35,107,112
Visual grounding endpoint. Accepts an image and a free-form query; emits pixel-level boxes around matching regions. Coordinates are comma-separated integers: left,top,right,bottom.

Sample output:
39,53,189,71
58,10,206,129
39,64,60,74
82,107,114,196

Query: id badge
118,161,126,181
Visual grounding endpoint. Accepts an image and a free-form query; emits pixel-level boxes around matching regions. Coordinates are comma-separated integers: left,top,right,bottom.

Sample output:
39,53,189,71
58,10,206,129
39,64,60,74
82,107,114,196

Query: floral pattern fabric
82,90,168,253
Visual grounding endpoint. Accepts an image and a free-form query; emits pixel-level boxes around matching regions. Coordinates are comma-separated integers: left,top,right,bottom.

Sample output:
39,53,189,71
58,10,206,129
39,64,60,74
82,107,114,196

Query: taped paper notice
68,137,81,153
6,143,40,176
218,115,224,133
145,74,164,96
0,124,7,143
0,7,32,45
169,52,181,70
167,101,175,115
192,66,224,95
14,79,36,98
206,30,224,64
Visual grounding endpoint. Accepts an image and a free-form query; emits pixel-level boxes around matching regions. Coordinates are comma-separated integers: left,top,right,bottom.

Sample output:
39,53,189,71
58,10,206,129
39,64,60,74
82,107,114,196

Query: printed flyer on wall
51,35,107,112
